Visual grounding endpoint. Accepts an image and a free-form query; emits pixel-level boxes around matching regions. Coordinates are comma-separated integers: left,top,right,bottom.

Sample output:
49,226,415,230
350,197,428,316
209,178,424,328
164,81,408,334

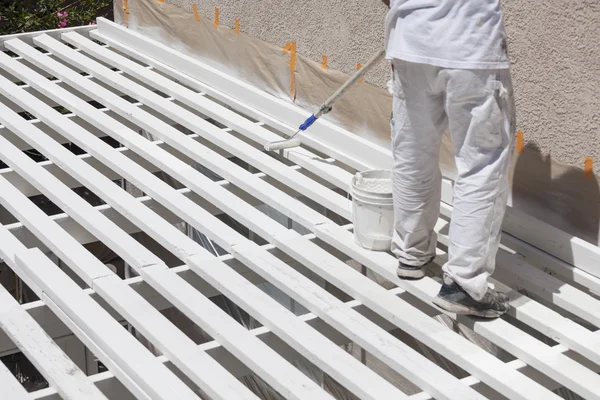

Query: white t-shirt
385,0,510,69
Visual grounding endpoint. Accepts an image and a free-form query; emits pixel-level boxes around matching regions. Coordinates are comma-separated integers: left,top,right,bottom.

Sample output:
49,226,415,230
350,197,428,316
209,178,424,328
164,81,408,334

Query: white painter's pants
390,60,516,300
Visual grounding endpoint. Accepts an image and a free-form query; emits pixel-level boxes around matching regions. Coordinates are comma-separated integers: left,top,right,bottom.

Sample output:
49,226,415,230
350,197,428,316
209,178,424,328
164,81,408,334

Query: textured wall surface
168,0,599,173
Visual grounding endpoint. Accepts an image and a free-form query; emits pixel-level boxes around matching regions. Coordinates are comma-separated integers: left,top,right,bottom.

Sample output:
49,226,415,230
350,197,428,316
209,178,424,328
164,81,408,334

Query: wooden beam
15,248,201,400
0,25,94,50
0,285,108,400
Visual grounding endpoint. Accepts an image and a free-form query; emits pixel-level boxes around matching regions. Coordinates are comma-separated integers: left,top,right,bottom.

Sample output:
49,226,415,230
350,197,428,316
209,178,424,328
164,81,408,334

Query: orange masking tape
290,41,297,99
322,55,327,70
585,157,594,179
156,0,164,3
357,63,363,83
123,0,129,25
235,18,240,34
193,5,200,22
516,131,524,154
214,7,219,28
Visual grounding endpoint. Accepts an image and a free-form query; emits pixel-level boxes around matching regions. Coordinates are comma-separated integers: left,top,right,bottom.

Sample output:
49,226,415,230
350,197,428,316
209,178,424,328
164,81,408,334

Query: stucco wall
168,0,599,174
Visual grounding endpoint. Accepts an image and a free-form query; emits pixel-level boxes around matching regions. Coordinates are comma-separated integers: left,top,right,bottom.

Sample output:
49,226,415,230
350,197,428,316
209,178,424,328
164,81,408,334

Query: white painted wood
488,277,600,367
36,291,152,400
92,274,260,400
31,287,399,400
0,100,322,400
23,34,348,227
65,32,354,191
314,223,600,400
0,176,112,286
94,18,389,172
0,285,107,400
0,57,353,400
0,227,323,357
0,25,94,49
230,241,484,400
0,347,33,400
14,248,200,400
436,203,600,330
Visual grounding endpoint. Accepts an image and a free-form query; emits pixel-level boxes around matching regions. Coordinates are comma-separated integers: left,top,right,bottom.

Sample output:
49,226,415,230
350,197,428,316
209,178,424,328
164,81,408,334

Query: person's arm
381,0,390,7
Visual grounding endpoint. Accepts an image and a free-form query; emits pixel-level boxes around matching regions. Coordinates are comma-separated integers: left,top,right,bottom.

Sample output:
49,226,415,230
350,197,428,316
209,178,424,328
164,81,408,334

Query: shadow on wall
512,142,600,247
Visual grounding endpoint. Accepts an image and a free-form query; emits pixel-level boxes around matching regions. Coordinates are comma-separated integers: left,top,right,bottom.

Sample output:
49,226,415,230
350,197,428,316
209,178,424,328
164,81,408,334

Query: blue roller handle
299,114,318,131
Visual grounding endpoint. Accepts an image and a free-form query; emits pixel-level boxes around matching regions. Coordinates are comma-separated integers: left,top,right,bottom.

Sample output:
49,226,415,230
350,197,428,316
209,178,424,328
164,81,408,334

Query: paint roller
264,49,386,152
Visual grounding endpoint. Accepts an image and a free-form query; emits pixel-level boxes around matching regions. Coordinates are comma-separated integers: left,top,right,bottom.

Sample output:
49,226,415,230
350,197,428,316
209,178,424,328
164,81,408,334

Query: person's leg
433,68,515,317
390,60,448,279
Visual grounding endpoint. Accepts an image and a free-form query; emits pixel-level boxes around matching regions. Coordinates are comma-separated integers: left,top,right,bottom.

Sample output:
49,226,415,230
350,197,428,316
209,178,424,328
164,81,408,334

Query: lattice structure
1,18,600,400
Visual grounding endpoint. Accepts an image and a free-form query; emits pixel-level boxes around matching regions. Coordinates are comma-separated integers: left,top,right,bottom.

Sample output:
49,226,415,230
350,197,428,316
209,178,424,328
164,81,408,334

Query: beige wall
168,0,599,174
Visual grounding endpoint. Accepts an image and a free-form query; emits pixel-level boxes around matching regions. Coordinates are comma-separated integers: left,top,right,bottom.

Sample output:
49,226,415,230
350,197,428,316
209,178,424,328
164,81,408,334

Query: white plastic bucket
351,169,394,251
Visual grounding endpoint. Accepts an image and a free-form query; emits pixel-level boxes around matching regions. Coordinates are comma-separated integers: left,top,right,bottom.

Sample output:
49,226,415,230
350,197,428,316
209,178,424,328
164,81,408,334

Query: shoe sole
432,296,509,319
396,267,425,280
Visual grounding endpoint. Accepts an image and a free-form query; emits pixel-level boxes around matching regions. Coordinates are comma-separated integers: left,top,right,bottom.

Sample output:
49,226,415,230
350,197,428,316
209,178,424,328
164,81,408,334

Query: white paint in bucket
351,169,394,251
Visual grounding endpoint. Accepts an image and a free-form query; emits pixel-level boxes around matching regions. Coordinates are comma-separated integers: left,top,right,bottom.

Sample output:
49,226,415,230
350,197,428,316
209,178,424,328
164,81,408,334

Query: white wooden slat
314,223,600,400
0,101,330,400
141,263,358,400
502,205,600,279
0,62,363,400
0,125,263,400
93,19,600,284
24,35,335,234
500,230,600,297
0,97,172,152
0,25,94,49
489,277,600,366
0,225,323,358
437,203,600,330
24,280,152,400
0,285,108,400
65,32,354,191
0,176,112,287
0,350,33,400
94,18,388,172
4,163,304,255
229,241,485,400
93,274,261,400
14,248,200,400
31,34,350,225
11,36,498,400
12,34,579,400
31,286,400,400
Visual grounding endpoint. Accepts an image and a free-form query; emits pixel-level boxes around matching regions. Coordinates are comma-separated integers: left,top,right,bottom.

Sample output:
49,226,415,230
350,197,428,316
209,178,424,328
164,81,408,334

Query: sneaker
432,274,510,318
396,257,435,280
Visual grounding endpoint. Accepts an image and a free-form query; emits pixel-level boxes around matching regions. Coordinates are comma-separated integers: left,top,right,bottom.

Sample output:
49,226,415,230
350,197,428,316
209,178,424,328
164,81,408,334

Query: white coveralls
385,0,516,300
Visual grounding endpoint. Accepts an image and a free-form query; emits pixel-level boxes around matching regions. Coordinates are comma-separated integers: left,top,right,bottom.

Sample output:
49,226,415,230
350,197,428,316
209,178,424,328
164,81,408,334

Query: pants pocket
470,84,505,150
